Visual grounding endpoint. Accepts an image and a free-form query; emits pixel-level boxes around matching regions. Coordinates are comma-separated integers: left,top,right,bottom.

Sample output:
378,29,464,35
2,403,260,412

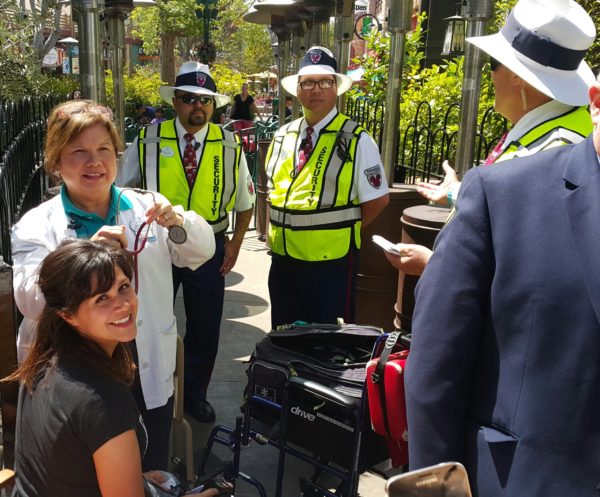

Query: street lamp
196,0,219,46
441,14,466,57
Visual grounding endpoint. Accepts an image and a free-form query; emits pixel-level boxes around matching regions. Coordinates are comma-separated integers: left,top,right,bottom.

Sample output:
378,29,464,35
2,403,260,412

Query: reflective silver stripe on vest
218,130,240,233
269,205,361,228
265,121,298,179
320,119,358,208
221,135,240,203
526,127,585,151
141,125,160,191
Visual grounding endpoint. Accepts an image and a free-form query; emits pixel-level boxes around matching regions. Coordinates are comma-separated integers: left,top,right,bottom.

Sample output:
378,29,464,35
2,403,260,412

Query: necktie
183,133,198,187
483,132,508,166
296,126,314,173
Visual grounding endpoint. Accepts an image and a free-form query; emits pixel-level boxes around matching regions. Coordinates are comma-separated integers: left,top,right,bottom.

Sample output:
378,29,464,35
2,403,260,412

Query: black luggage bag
244,323,389,469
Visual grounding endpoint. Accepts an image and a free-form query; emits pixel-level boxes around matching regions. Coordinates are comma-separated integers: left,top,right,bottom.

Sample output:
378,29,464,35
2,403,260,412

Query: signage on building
354,0,368,12
42,48,59,67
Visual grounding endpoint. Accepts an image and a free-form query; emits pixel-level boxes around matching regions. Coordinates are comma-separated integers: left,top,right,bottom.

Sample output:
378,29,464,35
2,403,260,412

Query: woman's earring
520,88,528,112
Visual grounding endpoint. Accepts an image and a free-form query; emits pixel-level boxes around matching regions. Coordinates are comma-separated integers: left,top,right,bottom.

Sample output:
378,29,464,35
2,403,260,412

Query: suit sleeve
405,167,494,469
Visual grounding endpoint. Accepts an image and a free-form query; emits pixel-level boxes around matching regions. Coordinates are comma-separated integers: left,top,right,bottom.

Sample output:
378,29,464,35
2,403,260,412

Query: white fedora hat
281,46,353,97
467,0,595,106
159,61,230,108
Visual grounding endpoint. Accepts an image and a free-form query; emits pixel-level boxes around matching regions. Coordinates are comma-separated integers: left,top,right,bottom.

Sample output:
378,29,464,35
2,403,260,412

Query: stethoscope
115,188,187,291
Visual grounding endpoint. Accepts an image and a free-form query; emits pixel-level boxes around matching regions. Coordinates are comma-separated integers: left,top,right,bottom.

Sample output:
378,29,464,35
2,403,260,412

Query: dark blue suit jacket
406,135,600,497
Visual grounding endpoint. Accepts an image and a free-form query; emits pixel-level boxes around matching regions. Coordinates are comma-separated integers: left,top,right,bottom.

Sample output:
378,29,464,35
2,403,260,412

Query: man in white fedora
265,46,389,328
387,0,595,276
119,61,255,423
405,3,600,496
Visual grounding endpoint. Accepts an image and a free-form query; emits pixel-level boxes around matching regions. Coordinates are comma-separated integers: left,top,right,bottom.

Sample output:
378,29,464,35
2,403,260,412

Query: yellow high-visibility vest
496,105,592,163
266,113,364,261
138,120,241,233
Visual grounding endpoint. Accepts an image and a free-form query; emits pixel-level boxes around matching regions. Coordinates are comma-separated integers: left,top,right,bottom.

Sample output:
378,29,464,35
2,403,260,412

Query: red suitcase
366,332,409,467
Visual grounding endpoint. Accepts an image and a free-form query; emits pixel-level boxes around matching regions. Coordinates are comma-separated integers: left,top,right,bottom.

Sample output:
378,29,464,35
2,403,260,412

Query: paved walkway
172,232,398,496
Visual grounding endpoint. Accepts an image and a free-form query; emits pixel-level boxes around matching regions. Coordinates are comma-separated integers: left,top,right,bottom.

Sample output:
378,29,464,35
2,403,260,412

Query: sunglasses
175,94,214,106
298,79,336,91
489,57,502,72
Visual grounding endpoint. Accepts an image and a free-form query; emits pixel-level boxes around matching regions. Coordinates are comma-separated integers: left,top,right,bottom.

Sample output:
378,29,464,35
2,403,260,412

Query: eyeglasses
175,94,214,106
489,57,502,72
298,79,336,91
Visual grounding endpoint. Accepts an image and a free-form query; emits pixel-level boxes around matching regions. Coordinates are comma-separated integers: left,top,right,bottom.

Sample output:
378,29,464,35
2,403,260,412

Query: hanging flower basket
196,42,216,64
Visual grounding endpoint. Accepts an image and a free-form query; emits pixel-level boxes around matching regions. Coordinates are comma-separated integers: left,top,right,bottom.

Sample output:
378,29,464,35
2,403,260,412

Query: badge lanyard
115,188,187,291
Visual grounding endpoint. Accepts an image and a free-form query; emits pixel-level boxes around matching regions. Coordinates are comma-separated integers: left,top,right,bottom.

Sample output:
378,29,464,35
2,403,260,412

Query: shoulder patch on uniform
247,174,255,195
364,165,383,189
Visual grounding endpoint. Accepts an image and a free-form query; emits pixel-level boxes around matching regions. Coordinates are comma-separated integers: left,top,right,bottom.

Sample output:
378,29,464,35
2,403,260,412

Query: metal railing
221,119,279,235
346,95,507,185
0,96,64,264
346,97,385,151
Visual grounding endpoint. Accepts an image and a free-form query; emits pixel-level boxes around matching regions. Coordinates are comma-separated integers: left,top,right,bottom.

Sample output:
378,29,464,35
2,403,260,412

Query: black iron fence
346,97,385,151
346,95,507,184
0,96,64,264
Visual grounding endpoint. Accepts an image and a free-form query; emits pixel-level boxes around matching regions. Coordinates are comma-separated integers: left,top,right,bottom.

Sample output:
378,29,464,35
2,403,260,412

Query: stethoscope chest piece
168,225,187,244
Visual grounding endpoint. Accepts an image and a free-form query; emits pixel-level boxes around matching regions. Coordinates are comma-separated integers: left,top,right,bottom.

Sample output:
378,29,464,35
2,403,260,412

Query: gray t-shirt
13,356,147,497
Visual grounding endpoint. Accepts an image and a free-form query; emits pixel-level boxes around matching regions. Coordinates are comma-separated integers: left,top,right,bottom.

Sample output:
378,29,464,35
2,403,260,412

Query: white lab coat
11,190,216,410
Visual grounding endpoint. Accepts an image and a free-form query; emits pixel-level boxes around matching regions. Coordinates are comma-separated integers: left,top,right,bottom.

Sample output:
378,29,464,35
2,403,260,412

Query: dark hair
5,240,136,389
135,102,145,109
155,106,165,114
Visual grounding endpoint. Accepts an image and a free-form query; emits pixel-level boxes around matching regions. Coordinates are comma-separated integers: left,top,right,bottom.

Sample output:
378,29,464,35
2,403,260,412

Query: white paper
372,235,405,256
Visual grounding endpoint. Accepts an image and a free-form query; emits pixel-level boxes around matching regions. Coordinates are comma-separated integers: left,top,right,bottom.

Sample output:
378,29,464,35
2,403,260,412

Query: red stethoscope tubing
116,188,155,293
130,221,151,292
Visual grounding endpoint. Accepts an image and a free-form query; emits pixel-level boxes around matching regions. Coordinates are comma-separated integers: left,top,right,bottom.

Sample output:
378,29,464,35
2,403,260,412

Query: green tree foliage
130,0,202,56
106,67,167,116
210,63,247,97
577,0,600,72
225,20,273,76
131,0,271,75
0,1,40,98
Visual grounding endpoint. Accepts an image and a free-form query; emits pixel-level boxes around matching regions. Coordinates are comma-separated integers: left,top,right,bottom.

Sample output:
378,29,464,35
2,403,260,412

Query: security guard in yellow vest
119,62,255,423
385,0,594,277
267,47,390,329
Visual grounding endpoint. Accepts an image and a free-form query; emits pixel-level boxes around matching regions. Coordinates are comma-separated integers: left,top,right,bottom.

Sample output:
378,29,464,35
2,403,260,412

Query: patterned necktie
483,132,508,166
183,133,198,187
297,126,314,173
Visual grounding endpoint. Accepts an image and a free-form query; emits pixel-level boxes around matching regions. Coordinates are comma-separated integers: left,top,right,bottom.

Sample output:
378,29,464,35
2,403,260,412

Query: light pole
454,0,494,177
334,0,354,114
379,0,413,185
249,1,300,128
71,0,105,102
196,0,219,62
104,0,134,143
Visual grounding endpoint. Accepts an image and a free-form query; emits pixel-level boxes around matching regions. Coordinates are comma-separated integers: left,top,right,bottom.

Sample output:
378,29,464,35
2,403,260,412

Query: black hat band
299,49,338,72
501,10,587,71
174,71,217,93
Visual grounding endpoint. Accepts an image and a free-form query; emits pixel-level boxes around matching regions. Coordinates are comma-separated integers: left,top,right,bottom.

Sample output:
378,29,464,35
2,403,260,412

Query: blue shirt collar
61,184,133,238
